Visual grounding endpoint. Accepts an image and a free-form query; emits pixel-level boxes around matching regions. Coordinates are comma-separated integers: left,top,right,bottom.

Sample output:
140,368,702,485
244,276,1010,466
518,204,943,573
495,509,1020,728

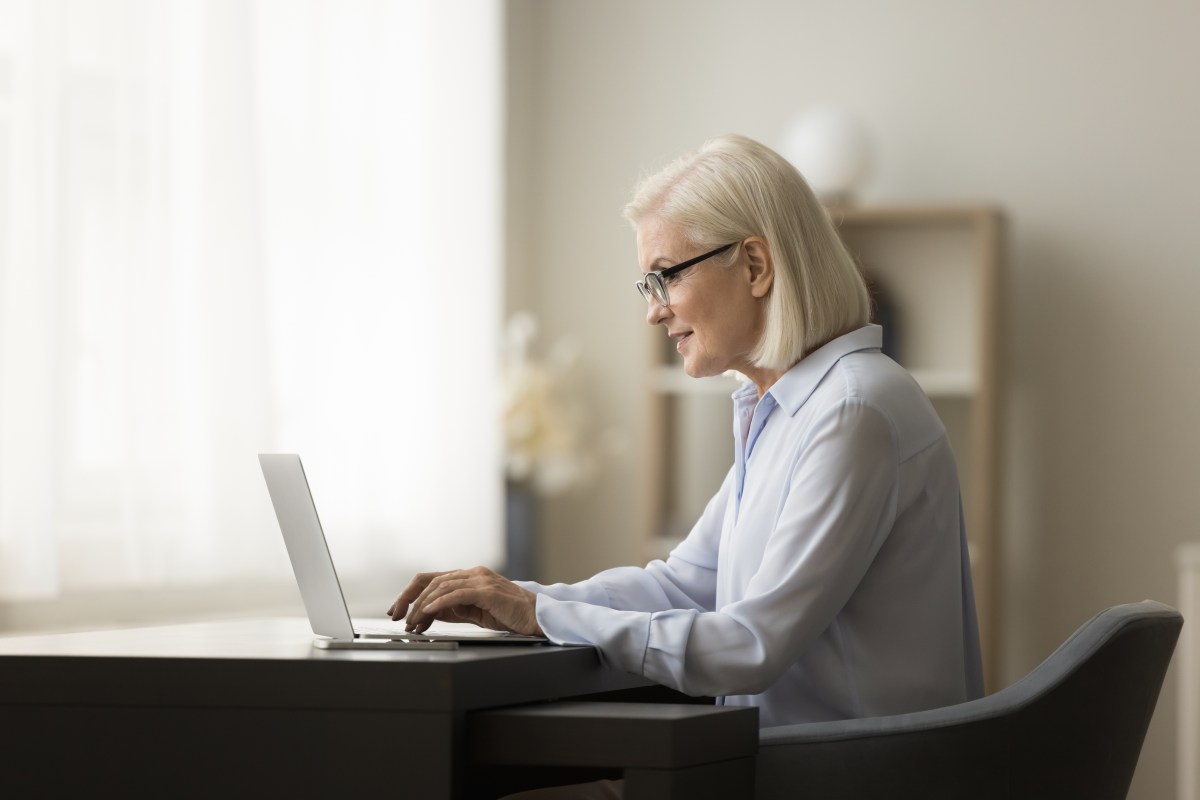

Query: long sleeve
530,398,899,698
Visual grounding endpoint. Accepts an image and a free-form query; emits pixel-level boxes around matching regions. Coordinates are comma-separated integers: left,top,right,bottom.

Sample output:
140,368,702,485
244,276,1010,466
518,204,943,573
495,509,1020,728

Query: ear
742,236,774,299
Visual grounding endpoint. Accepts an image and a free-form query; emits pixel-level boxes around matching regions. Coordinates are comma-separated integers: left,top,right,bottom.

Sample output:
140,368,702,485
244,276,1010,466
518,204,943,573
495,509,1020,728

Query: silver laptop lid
259,453,356,640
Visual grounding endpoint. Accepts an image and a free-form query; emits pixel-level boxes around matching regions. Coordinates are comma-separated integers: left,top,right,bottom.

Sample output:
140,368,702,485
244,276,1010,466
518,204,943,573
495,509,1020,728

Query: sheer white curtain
0,0,503,601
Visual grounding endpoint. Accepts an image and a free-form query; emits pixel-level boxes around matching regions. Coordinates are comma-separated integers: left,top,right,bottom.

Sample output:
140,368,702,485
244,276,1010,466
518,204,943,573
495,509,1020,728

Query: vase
504,481,538,581
780,108,873,206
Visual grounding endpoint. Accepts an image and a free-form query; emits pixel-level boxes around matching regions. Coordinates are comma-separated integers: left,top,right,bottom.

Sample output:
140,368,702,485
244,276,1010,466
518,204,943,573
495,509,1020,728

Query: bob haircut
624,134,870,371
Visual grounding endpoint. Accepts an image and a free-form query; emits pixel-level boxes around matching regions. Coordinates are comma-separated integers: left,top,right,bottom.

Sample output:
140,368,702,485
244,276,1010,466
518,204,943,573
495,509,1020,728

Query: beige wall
505,1,1199,798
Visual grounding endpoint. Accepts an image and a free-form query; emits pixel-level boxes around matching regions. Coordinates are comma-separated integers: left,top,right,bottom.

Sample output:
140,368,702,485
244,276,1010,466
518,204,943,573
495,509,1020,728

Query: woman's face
637,216,769,381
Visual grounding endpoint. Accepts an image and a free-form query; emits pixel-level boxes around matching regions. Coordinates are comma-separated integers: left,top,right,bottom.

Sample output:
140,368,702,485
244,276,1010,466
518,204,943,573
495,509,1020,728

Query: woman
389,134,983,728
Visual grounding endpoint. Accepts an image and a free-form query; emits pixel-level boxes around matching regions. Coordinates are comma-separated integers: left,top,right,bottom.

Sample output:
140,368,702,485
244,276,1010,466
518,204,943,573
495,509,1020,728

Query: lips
672,331,693,351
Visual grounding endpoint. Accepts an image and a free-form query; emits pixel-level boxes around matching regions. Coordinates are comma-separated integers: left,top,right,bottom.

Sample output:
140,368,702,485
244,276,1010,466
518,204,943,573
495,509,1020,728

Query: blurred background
1,2,1196,798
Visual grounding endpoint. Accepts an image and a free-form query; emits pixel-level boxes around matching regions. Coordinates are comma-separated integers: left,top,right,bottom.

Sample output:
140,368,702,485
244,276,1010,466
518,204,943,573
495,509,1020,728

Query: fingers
392,568,479,626
412,578,480,619
417,586,486,620
404,569,541,637
405,573,479,630
387,571,449,620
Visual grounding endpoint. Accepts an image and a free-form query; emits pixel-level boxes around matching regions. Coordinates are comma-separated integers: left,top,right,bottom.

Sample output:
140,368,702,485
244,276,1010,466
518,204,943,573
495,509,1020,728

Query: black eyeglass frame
635,241,738,307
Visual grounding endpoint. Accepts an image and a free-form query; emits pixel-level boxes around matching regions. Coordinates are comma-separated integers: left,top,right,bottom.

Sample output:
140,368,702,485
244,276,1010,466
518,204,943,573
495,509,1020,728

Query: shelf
648,534,686,561
649,367,742,395
642,203,1004,689
652,366,975,399
827,204,1001,227
911,369,976,398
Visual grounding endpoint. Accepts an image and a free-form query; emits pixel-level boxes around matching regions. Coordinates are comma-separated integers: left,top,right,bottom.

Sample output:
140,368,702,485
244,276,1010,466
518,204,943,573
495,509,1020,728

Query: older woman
390,134,982,729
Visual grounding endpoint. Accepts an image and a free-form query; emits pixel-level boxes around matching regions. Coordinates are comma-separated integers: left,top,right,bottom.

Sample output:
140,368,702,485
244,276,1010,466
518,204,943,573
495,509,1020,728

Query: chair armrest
757,712,1009,800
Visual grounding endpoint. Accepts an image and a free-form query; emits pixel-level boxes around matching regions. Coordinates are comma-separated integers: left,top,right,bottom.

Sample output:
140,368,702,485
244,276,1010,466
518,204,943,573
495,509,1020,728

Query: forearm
532,596,792,697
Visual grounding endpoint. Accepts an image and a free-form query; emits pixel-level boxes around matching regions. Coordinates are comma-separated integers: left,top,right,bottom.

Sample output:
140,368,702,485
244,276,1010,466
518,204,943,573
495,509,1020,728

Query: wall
505,2,1199,798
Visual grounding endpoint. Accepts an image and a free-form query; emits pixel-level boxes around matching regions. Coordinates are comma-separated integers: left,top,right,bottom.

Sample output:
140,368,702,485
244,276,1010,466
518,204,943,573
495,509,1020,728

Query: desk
0,617,655,798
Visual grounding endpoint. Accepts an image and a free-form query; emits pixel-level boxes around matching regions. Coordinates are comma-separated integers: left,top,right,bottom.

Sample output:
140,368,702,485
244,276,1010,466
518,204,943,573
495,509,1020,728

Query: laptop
259,453,548,649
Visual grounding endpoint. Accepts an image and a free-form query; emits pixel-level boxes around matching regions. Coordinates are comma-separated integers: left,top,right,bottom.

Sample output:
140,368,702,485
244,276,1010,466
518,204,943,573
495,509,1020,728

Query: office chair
756,600,1182,800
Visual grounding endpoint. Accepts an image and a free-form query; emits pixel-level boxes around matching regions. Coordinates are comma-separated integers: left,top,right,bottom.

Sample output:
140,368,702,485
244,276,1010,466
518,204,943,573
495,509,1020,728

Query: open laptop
259,453,548,649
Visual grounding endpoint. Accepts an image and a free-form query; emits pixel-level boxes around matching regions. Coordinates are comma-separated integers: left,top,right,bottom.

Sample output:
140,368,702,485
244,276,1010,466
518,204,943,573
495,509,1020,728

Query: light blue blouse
520,325,983,728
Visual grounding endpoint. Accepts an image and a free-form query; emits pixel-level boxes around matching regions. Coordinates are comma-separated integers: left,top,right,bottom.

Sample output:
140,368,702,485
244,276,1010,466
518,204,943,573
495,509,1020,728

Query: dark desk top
0,617,649,713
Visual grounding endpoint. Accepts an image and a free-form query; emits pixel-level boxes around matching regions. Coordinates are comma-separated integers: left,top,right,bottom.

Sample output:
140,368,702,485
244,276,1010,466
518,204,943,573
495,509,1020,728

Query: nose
645,296,670,326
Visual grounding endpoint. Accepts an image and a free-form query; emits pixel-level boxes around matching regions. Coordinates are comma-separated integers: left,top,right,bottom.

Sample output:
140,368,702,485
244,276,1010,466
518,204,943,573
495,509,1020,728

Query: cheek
700,306,758,356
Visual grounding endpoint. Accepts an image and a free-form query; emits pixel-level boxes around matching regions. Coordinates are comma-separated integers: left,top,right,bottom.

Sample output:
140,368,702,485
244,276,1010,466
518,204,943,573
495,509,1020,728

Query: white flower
502,313,595,495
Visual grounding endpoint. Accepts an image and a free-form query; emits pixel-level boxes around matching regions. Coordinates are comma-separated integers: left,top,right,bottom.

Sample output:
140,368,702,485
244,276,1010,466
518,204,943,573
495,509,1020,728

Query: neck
742,365,787,398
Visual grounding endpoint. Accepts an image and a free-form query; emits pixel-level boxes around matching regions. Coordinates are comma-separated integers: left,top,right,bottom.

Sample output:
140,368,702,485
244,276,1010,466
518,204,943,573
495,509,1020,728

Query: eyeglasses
635,242,738,307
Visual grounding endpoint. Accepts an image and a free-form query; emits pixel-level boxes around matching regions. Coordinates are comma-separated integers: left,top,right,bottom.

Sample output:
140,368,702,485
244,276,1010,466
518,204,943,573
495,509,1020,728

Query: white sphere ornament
780,109,873,206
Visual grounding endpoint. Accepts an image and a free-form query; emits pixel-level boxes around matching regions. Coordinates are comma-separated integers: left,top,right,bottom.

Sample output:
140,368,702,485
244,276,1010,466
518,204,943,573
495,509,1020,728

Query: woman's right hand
386,567,542,636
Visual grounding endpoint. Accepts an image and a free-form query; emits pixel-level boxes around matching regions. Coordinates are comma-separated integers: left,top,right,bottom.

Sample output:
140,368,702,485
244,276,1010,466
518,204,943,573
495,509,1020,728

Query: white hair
624,134,870,369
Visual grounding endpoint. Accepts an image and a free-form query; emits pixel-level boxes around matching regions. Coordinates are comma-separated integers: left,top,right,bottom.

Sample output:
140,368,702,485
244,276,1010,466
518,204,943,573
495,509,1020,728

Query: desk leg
624,756,756,800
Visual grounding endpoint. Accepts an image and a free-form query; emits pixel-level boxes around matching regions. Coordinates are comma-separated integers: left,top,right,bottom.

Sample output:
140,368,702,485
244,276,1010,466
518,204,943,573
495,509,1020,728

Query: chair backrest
756,600,1183,800
1001,600,1182,798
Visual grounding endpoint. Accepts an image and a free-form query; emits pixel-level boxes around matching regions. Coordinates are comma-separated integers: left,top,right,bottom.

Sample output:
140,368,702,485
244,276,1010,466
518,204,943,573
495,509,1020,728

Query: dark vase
504,481,538,581
863,270,900,363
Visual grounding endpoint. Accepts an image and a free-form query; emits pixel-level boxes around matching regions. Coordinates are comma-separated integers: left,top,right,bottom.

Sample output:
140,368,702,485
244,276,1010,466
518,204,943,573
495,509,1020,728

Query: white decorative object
502,312,593,495
780,108,873,205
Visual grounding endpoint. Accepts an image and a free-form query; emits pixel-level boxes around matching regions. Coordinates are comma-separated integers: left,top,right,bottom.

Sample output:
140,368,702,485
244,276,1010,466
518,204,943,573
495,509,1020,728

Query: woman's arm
533,400,900,696
389,469,733,634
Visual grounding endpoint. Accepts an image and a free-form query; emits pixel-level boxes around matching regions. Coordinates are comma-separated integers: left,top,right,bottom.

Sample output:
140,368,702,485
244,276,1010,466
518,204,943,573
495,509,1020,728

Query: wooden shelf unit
641,204,1006,689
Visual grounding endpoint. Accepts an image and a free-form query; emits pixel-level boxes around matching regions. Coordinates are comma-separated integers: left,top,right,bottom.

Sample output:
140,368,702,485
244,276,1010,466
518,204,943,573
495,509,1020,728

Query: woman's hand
386,566,543,636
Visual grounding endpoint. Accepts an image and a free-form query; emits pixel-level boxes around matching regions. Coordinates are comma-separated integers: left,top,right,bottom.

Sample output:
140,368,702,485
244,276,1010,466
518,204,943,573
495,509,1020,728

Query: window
0,0,503,601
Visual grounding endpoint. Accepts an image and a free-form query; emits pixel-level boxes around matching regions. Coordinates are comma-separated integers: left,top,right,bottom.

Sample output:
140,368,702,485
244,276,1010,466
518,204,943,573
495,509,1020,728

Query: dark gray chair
756,600,1182,800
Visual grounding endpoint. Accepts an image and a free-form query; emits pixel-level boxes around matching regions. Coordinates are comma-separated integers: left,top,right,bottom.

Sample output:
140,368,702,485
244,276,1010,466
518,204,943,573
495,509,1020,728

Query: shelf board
650,366,742,395
910,369,976,397
651,366,975,398
827,203,1002,228
645,534,685,562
